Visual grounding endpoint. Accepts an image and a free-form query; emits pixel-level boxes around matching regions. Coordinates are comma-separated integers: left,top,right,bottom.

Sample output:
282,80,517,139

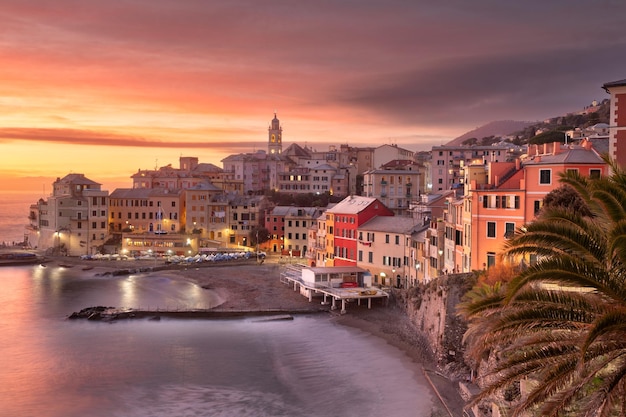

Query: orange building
466,141,608,271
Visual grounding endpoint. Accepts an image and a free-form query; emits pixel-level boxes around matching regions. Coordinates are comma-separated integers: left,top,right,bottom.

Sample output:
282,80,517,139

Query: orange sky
1,1,624,198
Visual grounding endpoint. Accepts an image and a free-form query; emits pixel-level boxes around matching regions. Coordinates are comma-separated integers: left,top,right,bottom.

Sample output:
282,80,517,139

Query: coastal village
24,86,621,289
17,78,626,416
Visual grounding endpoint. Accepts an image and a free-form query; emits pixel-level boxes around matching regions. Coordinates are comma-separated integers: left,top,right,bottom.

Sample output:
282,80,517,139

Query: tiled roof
523,147,604,165
359,216,422,233
327,196,379,214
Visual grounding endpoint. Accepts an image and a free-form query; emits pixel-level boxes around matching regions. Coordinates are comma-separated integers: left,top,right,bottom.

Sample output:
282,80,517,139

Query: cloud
337,42,626,128
0,127,261,151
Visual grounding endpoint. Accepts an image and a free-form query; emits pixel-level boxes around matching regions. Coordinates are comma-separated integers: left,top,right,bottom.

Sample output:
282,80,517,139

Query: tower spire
268,112,282,155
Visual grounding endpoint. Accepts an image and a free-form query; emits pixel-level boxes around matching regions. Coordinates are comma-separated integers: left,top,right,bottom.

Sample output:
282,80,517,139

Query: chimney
515,158,521,170
553,142,561,155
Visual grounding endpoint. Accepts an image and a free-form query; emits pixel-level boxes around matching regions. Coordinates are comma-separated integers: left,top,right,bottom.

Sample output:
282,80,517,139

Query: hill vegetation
448,99,610,147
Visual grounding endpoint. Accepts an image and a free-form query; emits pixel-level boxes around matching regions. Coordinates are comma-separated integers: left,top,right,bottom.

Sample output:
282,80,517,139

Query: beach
48,254,467,416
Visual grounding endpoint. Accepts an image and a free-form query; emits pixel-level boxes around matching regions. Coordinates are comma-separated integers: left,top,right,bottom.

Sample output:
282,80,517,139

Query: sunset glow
1,1,625,195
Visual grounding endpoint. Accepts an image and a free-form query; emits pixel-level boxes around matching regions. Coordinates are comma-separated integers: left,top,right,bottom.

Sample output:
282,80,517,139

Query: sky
1,0,626,196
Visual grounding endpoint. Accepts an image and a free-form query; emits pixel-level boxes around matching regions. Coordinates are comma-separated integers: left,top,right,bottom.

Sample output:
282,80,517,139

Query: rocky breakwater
68,306,138,321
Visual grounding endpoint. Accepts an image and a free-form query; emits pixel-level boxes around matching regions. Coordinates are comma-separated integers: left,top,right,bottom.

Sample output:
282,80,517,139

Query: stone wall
394,272,475,378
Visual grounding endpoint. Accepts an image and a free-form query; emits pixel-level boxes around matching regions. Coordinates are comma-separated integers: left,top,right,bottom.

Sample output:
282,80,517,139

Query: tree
249,226,270,247
459,160,626,417
542,184,592,217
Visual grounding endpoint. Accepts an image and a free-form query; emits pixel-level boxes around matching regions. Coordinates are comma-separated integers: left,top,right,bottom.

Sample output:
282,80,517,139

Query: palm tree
459,159,626,417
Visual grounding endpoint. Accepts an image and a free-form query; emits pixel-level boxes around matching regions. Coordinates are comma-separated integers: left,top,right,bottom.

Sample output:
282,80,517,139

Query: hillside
447,99,610,147
447,120,535,146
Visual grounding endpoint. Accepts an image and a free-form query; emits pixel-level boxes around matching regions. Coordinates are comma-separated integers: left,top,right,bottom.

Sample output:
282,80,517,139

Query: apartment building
109,188,183,234
131,156,240,192
372,144,414,168
325,196,394,267
460,140,608,271
226,195,268,248
603,79,626,168
429,144,520,192
362,160,425,215
356,216,422,288
283,207,324,257
32,174,109,256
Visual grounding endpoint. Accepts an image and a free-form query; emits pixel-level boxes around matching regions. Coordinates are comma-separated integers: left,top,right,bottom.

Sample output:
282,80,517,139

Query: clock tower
268,113,283,155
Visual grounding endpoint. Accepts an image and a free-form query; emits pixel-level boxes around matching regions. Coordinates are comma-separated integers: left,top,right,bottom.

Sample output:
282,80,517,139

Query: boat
0,252,43,266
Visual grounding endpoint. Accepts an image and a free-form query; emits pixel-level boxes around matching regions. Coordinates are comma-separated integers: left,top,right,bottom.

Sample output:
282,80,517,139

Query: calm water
0,265,433,417
0,193,34,245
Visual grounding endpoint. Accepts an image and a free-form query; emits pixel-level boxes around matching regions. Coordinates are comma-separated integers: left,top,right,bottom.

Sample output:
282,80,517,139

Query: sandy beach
50,254,467,416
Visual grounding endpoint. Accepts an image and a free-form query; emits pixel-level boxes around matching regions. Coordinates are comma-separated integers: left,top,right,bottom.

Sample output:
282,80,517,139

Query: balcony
380,192,387,197
380,180,387,185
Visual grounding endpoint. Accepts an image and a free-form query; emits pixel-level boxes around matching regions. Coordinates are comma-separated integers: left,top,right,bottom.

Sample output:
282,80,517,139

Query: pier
279,264,389,314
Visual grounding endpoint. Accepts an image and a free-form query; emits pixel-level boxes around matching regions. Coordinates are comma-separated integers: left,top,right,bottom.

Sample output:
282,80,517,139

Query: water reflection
0,266,434,417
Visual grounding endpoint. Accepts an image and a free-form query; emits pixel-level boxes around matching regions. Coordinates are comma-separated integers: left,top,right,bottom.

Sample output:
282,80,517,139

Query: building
602,79,626,168
464,141,608,271
226,195,268,248
429,144,521,192
131,156,238,192
31,174,109,256
373,144,414,169
357,216,422,288
325,196,394,267
109,188,183,234
362,160,425,215
283,206,325,258
221,114,294,193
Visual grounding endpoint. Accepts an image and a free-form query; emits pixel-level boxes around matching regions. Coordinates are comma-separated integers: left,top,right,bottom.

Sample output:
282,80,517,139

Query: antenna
155,159,158,170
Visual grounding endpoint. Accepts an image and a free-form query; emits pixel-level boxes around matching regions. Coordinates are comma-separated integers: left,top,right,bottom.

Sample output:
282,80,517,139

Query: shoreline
53,255,467,416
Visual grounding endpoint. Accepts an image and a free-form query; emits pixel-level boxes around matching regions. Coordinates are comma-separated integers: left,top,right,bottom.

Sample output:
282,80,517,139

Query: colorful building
325,196,394,267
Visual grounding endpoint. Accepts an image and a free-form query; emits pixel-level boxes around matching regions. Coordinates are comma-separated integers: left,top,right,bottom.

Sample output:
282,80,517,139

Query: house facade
32,174,109,256
325,196,394,267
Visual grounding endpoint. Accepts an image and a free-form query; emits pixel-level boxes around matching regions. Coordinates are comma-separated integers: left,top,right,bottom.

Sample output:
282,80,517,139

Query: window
539,169,551,184
534,200,542,214
487,222,496,238
358,250,363,262
368,252,373,263
385,234,390,243
395,235,399,245
505,222,515,239
590,169,601,179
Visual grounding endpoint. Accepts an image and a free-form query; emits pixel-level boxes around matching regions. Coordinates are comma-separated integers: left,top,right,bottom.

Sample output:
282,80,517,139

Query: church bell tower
268,113,282,155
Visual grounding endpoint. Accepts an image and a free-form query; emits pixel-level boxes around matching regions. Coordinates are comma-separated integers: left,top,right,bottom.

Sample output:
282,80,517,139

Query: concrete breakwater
68,306,328,321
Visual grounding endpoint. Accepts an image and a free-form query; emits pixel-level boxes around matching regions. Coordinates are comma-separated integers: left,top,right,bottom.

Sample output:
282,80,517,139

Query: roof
311,164,336,171
186,182,222,191
109,188,182,199
192,163,222,173
603,79,626,92
305,266,369,274
326,196,379,214
359,216,422,234
282,143,312,158
523,147,604,165
58,173,101,186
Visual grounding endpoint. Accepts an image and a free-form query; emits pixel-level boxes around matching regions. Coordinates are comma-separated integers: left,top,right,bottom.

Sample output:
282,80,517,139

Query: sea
0,263,435,417
0,193,35,246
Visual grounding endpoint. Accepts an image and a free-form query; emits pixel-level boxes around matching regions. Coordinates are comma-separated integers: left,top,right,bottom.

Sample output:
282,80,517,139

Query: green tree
459,160,626,417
